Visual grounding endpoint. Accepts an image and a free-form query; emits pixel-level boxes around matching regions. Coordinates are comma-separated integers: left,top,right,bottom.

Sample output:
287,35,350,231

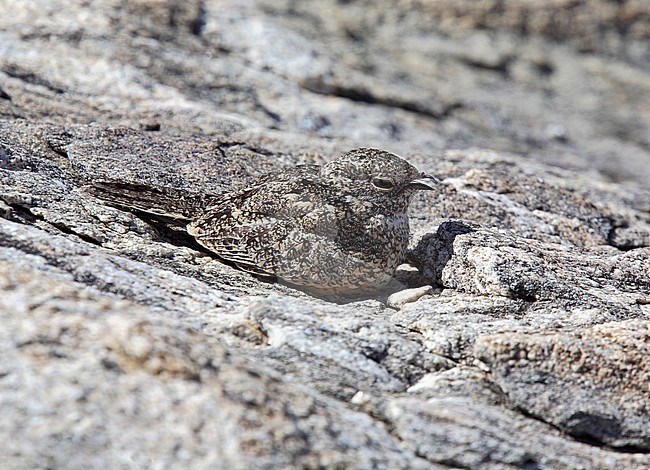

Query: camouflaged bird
87,148,438,295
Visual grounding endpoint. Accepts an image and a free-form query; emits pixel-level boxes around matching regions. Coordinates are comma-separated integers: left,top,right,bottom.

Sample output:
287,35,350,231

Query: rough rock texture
1,1,649,468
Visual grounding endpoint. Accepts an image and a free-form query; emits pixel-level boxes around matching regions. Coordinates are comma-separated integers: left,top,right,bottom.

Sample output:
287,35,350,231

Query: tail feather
83,182,207,223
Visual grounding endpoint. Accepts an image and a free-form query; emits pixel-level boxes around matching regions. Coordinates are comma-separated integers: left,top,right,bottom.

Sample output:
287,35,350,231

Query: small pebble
387,285,433,309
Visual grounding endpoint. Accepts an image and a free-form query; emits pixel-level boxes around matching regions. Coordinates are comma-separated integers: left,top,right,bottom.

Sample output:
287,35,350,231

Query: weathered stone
0,261,430,469
1,0,649,468
475,321,650,450
413,221,650,304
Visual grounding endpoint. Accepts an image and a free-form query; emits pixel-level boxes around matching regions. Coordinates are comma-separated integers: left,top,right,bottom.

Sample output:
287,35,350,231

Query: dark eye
372,177,395,190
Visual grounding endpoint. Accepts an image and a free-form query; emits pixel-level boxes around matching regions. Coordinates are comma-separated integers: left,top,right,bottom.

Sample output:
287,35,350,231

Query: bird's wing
84,181,221,224
187,166,333,277
198,234,278,278
188,205,288,277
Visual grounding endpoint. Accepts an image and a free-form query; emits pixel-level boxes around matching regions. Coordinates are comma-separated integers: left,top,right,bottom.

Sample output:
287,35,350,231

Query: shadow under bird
86,148,439,296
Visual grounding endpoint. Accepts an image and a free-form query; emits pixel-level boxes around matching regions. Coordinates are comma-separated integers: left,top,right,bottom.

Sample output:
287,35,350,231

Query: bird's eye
372,177,395,190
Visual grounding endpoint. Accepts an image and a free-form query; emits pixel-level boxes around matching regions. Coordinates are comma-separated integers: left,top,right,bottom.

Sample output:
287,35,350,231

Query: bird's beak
407,173,440,191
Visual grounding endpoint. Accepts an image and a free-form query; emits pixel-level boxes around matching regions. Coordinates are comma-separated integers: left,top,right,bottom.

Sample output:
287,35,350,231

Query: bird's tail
83,182,208,224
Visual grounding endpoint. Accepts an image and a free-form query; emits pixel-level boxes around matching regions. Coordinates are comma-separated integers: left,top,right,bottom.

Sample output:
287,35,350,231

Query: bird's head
320,148,439,211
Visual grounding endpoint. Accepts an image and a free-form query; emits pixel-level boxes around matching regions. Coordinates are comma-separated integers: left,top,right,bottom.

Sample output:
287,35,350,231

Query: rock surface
1,1,649,468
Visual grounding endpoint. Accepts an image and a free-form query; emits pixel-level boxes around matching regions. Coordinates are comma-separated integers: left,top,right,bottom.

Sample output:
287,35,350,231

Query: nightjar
87,148,438,295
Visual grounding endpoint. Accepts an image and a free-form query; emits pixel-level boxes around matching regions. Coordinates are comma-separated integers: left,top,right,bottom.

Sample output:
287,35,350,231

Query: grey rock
1,1,649,468
413,221,649,304
0,261,430,469
475,321,650,450
385,395,650,469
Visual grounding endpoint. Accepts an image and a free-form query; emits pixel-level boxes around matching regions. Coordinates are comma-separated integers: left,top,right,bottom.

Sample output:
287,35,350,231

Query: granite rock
1,0,649,468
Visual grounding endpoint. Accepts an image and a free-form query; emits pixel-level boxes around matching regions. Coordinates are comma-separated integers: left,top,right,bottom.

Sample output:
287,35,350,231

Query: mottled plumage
87,148,438,295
